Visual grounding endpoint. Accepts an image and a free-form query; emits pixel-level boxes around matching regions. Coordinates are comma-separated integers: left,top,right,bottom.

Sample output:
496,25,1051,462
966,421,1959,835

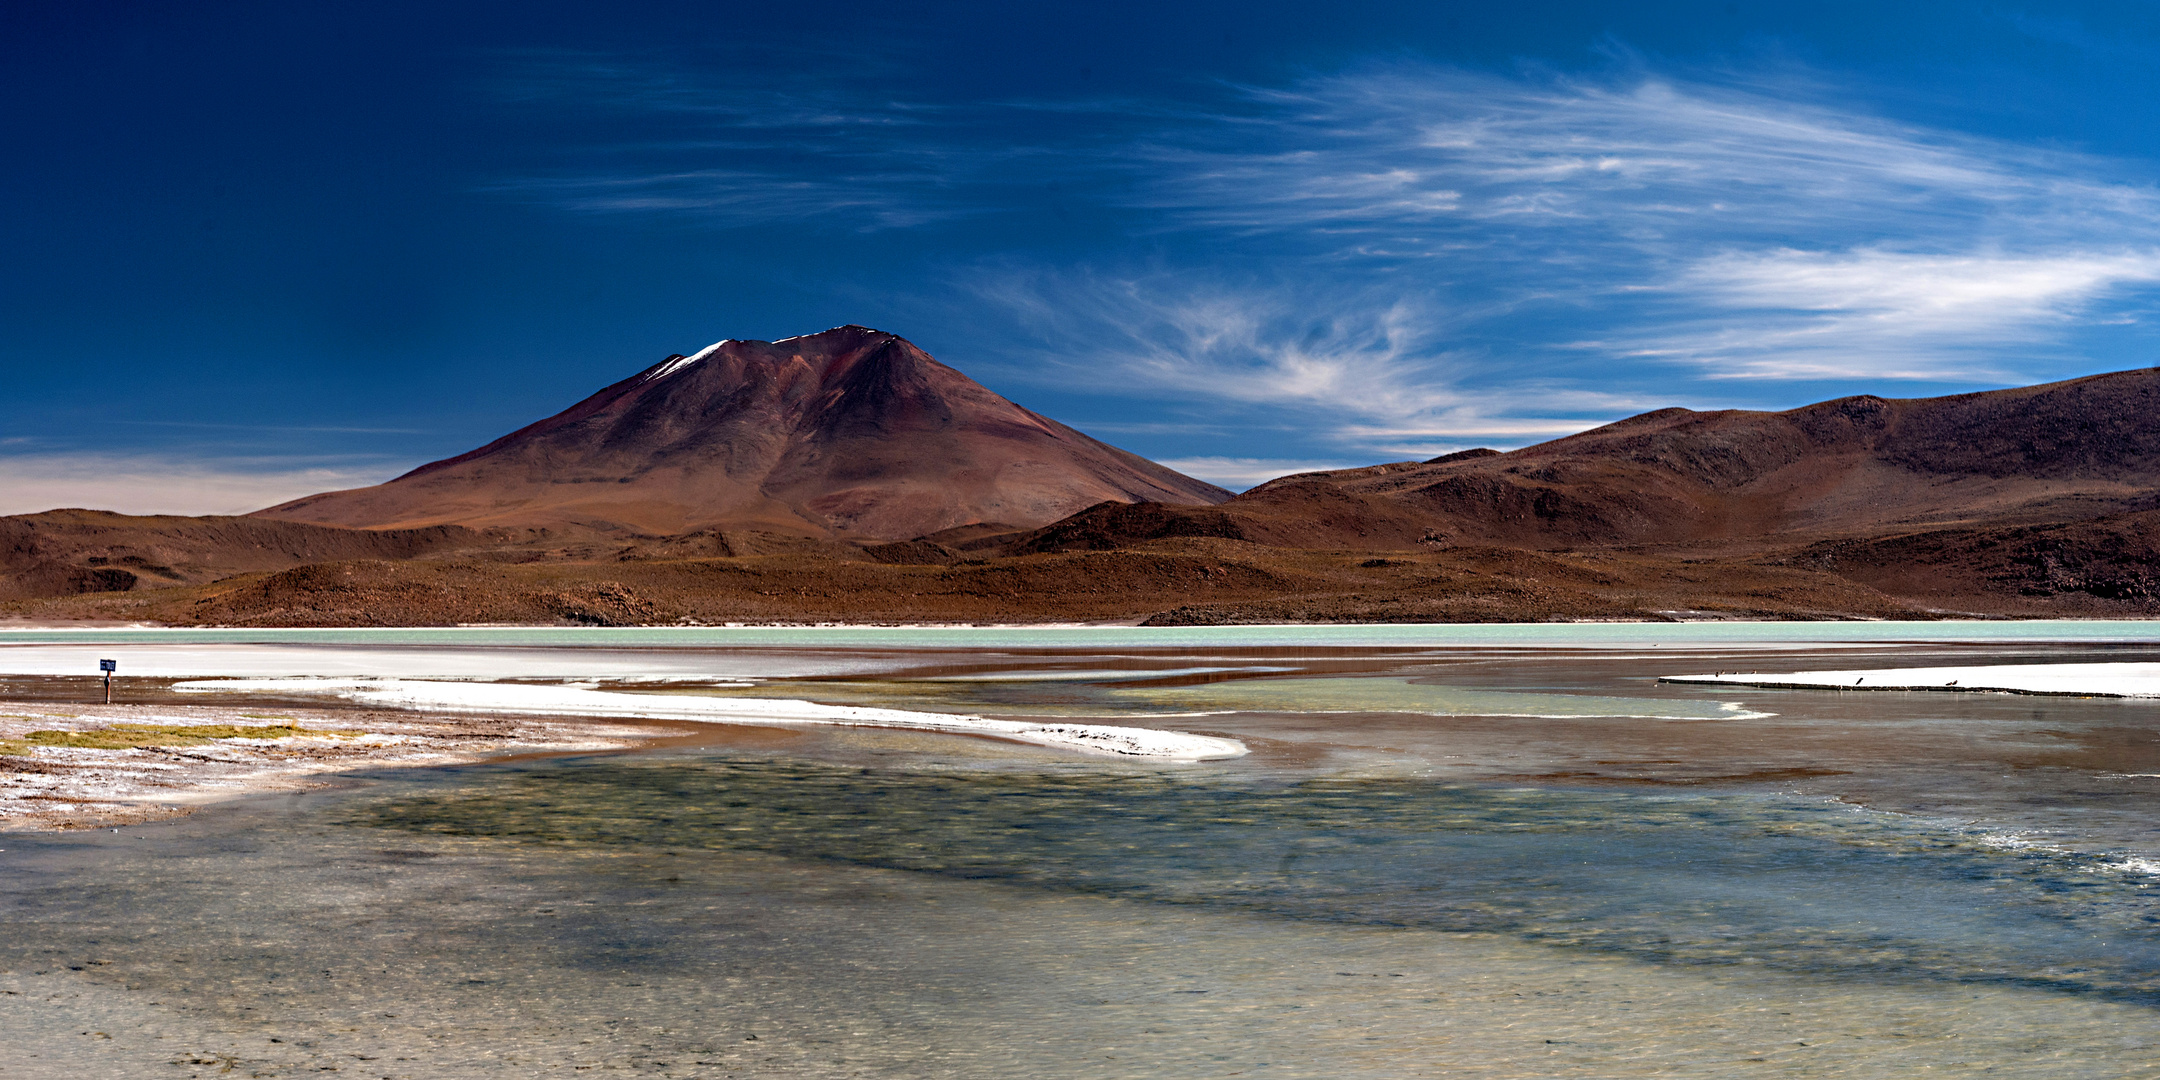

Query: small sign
99,659,116,673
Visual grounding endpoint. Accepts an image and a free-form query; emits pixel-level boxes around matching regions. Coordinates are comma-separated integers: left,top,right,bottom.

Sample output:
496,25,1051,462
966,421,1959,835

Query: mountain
18,362,2160,626
993,368,2160,554
255,327,1229,539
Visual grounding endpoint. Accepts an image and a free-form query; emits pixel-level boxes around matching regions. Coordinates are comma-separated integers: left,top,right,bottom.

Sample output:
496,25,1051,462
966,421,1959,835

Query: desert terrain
5,337,2158,627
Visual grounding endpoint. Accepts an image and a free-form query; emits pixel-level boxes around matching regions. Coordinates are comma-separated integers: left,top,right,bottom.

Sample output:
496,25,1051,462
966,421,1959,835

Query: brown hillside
255,326,1228,540
13,366,2160,627
982,368,2160,556
1327,369,2160,548
0,510,475,601
16,543,1947,628
1775,508,2160,607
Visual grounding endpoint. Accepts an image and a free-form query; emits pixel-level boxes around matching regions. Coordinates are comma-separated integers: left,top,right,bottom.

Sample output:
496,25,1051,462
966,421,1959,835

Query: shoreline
8,618,2160,656
9,615,2160,630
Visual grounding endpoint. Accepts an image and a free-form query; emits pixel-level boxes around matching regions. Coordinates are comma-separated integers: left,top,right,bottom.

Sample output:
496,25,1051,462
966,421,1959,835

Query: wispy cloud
962,267,1628,454
1113,65,2160,379
971,269,1453,417
485,49,1034,230
1132,70,2088,240
1608,249,2160,379
0,454,407,517
504,51,2160,437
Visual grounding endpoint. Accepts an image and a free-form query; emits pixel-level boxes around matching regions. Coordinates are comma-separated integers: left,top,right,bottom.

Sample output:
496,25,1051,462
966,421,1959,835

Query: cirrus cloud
502,52,2160,461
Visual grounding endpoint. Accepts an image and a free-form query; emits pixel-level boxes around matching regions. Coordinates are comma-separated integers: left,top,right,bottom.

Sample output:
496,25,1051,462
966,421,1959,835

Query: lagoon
5,621,2160,1076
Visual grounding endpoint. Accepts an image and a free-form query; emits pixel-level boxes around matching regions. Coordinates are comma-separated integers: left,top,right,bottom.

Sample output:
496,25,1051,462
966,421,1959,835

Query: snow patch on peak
774,326,886,345
644,340,733,382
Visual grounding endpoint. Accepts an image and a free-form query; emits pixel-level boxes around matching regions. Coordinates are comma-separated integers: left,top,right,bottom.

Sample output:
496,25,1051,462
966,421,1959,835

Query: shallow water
7,625,2160,1077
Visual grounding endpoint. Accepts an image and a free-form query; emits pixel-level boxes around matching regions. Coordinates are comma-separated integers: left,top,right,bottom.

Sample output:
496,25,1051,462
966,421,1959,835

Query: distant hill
994,368,2160,554
255,326,1229,540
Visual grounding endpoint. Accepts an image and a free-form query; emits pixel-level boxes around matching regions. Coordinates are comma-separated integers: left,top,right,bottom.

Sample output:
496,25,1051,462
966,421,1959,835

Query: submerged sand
0,700,658,831
0,678,1246,830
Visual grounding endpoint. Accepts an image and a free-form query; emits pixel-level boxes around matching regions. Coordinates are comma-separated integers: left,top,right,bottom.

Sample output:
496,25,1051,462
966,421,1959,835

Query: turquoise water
7,632,2160,1076
351,756,2160,1001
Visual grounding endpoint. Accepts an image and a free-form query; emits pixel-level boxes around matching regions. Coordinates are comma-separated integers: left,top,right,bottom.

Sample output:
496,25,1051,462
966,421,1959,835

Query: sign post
99,659,115,705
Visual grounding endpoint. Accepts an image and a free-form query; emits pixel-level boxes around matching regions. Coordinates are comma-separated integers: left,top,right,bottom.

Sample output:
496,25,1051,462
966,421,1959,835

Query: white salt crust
174,678,1250,761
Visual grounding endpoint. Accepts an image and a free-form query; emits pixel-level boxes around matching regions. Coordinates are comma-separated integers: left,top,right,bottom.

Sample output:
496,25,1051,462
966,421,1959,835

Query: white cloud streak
487,50,1032,230
964,267,1627,454
1618,249,2160,378
1116,65,2160,379
0,455,405,518
990,278,1448,417
1139,73,2053,237
509,52,2160,441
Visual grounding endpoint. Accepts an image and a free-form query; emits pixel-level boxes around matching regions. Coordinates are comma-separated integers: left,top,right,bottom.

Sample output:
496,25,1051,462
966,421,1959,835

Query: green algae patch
0,722,359,754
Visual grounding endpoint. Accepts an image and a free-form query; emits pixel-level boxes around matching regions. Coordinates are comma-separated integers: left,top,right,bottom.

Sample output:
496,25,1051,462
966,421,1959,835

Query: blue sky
8,2,2160,513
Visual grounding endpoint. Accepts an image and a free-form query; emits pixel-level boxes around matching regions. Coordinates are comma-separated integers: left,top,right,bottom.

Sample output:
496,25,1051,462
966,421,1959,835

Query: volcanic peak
259,326,1229,539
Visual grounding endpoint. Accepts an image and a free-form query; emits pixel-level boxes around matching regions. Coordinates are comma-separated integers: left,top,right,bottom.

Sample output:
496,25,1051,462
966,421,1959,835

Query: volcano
256,326,1228,539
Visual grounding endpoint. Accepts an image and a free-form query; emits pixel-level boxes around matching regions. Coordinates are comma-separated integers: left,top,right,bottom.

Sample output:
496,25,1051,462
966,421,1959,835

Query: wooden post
99,659,115,705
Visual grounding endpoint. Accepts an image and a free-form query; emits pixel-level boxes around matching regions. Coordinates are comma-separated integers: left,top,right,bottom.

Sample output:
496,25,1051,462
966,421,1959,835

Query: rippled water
6,627,2160,1077
350,755,2160,999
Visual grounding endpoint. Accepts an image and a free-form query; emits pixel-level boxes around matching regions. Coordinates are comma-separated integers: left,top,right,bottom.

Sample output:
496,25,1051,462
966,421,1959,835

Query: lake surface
5,622,2160,1077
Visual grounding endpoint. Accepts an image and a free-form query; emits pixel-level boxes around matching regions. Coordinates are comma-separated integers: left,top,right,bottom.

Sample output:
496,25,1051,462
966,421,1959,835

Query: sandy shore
0,699,662,831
